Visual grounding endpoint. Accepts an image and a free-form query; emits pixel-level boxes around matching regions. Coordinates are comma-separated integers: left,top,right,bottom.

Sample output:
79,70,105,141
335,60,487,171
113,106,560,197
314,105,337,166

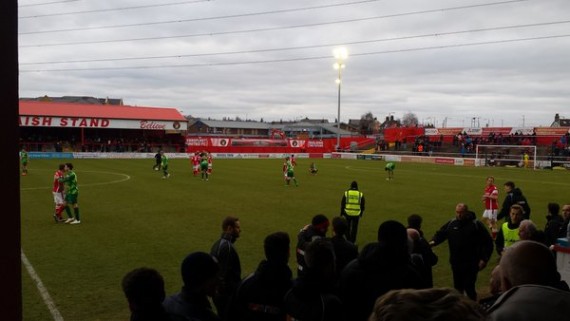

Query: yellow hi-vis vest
502,222,520,248
344,190,363,216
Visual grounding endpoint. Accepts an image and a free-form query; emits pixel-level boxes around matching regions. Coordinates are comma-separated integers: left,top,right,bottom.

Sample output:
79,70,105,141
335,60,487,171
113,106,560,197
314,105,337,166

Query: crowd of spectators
375,132,570,166
19,133,185,153
122,200,570,321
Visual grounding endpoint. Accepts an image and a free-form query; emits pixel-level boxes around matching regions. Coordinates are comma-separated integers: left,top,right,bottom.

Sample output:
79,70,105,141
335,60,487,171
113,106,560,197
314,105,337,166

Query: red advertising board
435,158,455,165
185,137,373,153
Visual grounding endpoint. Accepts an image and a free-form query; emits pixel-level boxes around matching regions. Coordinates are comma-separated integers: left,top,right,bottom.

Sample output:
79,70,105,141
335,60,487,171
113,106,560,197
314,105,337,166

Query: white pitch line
21,250,64,321
20,171,131,191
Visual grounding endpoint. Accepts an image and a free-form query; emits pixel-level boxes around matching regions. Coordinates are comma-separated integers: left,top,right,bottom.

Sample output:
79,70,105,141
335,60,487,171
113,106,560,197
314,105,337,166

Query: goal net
475,145,537,169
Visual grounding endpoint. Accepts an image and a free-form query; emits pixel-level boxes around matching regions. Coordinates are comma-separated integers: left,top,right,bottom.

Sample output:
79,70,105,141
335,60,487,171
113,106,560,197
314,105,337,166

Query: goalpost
475,145,537,169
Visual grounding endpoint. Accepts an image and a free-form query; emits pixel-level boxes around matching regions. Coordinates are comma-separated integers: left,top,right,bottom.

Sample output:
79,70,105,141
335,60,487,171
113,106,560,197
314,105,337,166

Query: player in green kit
200,152,209,181
309,162,318,175
385,162,395,180
161,151,170,179
60,163,81,224
20,148,29,176
285,159,298,186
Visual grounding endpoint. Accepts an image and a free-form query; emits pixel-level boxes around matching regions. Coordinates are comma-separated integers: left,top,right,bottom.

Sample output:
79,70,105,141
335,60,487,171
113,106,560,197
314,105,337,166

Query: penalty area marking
20,170,131,191
21,250,64,321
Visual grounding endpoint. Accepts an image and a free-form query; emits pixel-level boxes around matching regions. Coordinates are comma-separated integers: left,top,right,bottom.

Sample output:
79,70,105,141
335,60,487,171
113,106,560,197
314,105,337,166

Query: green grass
20,158,570,320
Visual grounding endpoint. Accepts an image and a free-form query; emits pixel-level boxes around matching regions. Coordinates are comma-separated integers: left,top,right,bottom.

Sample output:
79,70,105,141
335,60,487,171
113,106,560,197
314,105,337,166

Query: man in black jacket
544,202,564,246
153,151,162,171
497,181,531,223
330,216,358,278
163,252,221,321
339,220,424,321
284,239,343,321
430,203,494,300
228,232,292,321
295,214,329,277
408,228,438,288
210,216,242,320
122,267,172,321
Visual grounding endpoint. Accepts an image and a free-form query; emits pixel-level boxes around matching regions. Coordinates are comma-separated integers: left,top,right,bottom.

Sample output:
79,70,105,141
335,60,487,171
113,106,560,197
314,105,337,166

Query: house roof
554,119,570,127
19,100,187,121
320,123,355,135
21,95,124,105
191,118,354,135
196,119,271,129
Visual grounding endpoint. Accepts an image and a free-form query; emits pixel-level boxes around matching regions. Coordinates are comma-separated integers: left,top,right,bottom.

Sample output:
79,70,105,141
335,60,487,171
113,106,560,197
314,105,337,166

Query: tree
359,112,377,135
402,112,419,127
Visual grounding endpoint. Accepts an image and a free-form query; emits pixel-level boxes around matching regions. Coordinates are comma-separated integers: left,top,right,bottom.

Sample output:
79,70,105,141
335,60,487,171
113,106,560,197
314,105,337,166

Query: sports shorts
482,209,498,221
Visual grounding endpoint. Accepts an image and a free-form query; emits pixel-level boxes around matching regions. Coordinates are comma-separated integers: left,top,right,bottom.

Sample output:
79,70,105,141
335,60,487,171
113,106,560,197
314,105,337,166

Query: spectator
228,232,292,321
495,204,525,256
430,203,493,300
407,214,424,237
479,265,503,311
561,204,570,239
295,214,329,276
518,219,547,244
284,239,343,321
407,228,438,288
340,220,424,321
497,181,531,223
210,216,242,320
163,252,220,321
488,241,570,320
329,216,358,277
544,202,564,246
122,267,171,321
369,288,487,321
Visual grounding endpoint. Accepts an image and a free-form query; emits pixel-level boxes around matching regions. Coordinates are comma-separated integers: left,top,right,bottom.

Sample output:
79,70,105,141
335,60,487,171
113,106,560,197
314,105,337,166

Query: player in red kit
52,164,66,222
290,154,297,166
191,152,200,176
207,152,213,175
481,176,499,238
282,156,290,181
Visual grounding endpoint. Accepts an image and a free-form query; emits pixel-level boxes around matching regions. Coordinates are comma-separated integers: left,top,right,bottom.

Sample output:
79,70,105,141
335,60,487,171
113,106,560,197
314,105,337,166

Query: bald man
488,240,570,320
430,203,493,300
479,265,503,311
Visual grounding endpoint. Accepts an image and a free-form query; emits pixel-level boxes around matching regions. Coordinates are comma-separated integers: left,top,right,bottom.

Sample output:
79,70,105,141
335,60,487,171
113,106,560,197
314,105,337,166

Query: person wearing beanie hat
340,181,365,243
163,252,221,321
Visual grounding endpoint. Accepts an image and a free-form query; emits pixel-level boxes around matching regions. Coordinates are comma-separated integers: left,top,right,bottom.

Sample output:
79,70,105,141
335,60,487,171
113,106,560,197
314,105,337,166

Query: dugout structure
475,144,537,169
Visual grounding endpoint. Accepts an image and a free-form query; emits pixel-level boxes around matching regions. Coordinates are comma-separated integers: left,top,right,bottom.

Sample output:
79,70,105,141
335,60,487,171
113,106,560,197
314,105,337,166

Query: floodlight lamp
333,47,348,60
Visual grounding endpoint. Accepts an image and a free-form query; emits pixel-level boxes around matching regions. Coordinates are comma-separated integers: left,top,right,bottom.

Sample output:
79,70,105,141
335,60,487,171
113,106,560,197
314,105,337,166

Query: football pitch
20,158,570,320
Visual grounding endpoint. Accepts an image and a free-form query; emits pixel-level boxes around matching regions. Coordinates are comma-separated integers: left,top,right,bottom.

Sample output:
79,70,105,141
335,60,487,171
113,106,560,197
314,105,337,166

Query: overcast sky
18,0,570,128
